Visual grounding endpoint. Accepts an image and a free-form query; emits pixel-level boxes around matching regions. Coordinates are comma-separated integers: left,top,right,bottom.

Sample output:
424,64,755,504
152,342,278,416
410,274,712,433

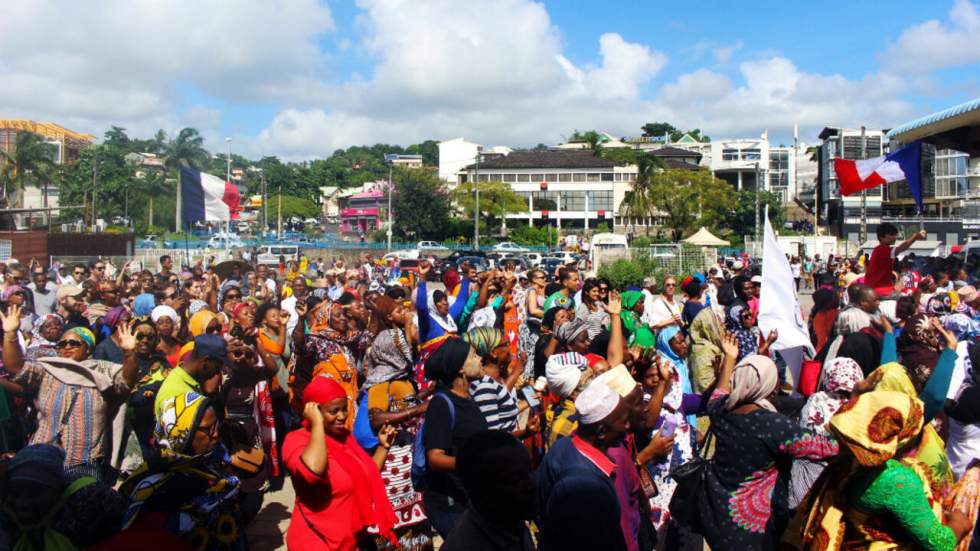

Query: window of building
502,173,516,182
722,148,739,161
561,191,585,211
573,173,586,182
532,191,558,211
517,174,531,182
531,174,544,182
742,149,761,161
587,190,613,211
601,173,614,182
479,174,490,182
586,173,601,182
546,173,558,182
558,173,572,182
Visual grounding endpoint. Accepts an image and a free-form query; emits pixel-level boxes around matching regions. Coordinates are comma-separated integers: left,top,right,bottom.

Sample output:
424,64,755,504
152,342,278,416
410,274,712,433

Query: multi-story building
0,119,94,214
390,154,423,169
816,127,887,245
457,150,635,231
438,138,511,182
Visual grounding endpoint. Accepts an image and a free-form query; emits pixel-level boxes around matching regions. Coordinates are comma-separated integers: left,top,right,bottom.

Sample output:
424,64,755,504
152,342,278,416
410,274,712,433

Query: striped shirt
468,375,519,432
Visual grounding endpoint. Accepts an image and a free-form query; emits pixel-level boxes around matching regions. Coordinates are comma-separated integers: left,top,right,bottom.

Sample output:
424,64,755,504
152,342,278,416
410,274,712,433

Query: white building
438,138,511,182
457,149,636,231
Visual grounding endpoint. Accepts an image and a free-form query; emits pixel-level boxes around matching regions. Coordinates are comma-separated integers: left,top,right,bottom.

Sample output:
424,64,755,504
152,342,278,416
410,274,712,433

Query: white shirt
640,289,658,326
281,295,299,336
647,296,681,327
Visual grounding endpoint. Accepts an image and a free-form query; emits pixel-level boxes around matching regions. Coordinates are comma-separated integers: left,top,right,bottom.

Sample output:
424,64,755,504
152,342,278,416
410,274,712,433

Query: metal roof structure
887,98,980,155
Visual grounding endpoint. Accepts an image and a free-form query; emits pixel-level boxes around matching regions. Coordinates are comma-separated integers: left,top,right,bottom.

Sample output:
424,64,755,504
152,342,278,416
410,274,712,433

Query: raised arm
0,306,25,376
449,277,471,322
604,291,624,366
115,319,141,389
895,229,927,255
715,331,739,395
300,402,328,476
921,321,957,422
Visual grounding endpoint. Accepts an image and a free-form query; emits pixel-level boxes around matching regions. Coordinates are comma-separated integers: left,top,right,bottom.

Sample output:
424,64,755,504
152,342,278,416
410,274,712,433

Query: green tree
0,131,58,208
649,168,735,241
391,167,451,240
509,224,552,246
730,189,785,238
640,122,678,138
269,195,319,221
452,180,528,235
164,128,208,170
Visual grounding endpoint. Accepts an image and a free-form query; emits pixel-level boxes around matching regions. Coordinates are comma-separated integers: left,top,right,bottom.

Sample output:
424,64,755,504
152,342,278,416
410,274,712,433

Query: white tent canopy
683,227,730,247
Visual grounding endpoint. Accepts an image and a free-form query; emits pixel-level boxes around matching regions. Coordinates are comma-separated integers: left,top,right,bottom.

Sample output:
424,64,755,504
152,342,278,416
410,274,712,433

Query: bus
589,232,629,268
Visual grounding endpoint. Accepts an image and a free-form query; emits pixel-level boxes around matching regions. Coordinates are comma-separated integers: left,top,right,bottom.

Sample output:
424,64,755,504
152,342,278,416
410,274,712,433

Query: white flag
759,214,813,392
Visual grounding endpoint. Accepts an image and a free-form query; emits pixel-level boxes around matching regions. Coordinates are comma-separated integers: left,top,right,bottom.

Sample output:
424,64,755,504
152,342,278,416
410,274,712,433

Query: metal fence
594,245,718,275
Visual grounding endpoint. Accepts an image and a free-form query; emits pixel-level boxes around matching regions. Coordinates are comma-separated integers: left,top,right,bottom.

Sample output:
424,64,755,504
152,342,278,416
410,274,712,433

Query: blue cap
193,334,228,362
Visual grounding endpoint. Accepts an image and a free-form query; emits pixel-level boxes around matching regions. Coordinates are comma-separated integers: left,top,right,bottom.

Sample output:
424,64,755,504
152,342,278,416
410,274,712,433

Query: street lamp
384,153,398,251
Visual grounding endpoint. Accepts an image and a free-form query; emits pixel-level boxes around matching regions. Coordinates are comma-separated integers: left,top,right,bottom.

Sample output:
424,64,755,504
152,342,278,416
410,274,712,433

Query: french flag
833,141,923,212
180,165,241,223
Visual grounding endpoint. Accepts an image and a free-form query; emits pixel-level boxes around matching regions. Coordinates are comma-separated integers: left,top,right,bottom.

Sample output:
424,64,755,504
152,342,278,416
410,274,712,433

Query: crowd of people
0,222,976,550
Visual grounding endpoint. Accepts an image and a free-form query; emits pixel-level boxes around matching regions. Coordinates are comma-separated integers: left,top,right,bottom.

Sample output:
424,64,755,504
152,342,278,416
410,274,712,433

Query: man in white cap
544,352,592,447
536,380,629,551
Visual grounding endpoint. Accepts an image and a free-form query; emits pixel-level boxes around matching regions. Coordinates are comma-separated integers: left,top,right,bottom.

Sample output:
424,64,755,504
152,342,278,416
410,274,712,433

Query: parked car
456,256,489,272
256,244,298,265
398,259,421,274
207,234,245,249
524,252,543,267
137,235,167,248
492,241,528,254
417,240,449,251
540,257,565,275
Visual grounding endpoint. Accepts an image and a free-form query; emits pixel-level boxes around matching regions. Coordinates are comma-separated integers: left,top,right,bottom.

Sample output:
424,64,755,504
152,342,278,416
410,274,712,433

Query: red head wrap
303,376,347,405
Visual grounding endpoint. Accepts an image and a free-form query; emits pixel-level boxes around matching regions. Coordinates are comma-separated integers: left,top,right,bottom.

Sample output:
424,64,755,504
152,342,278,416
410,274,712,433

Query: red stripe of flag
834,158,886,196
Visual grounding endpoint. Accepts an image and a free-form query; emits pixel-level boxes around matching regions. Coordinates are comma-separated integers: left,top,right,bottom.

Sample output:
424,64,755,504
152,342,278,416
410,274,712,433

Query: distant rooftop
464,150,618,170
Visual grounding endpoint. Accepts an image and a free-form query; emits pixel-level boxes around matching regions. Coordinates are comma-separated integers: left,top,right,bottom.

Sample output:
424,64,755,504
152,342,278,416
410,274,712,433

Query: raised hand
932,317,958,350
604,291,622,316
303,402,323,429
720,331,739,359
766,329,779,345
0,305,21,334
377,424,396,449
118,319,137,351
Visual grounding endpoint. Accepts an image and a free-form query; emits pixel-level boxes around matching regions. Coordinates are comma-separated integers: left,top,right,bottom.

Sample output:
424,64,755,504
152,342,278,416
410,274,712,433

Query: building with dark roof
457,149,641,232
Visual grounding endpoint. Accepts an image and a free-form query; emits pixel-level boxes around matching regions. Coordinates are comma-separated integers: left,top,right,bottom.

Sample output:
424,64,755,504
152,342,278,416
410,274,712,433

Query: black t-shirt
422,386,489,506
533,334,553,379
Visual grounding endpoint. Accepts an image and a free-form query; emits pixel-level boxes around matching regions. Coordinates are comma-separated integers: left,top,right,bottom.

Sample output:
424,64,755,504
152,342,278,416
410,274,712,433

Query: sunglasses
225,294,242,300
95,266,105,271
73,271,85,276
135,332,156,341
55,339,85,349
205,324,222,334
665,283,676,287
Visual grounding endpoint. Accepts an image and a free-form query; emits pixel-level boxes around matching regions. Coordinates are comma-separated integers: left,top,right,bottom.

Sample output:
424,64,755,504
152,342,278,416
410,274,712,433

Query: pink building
340,189,386,235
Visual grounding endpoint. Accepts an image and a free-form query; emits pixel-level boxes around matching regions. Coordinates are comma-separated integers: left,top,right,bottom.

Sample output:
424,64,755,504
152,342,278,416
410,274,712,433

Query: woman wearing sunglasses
1,304,140,483
124,318,173,466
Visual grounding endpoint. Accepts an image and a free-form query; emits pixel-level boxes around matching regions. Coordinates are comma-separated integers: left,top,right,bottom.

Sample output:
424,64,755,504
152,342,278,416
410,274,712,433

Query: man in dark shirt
537,381,630,551
443,430,536,551
421,338,489,538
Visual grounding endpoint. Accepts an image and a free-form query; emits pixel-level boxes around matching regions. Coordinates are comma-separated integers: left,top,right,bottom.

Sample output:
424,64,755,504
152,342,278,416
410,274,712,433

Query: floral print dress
696,389,839,550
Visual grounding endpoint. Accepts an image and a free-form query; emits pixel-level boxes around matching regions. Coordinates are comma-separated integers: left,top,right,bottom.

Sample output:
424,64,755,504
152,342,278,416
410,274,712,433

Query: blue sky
2,0,978,159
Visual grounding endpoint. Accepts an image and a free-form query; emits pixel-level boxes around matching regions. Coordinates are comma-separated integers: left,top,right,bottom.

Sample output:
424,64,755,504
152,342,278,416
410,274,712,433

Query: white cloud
559,33,667,100
0,0,334,136
713,41,743,64
881,0,980,73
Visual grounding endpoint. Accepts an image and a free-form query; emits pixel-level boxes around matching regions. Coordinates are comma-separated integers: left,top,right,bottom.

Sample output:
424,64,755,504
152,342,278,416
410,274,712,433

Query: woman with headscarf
303,301,360,429
620,290,655,348
419,338,488,538
688,308,724,393
725,303,777,362
463,327,527,435
0,444,126,550
808,287,839,354
646,324,699,538
283,377,398,550
119,392,245,551
93,305,130,362
789,357,864,509
786,390,973,551
23,313,64,361
415,264,472,380
532,304,574,379
897,313,949,392
2,305,139,483
189,309,221,338
360,296,433,551
152,305,182,368
697,335,839,550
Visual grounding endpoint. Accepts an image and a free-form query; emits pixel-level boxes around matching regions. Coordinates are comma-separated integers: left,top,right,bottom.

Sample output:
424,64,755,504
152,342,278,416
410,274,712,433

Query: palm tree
162,128,208,231
0,131,57,208
621,153,664,235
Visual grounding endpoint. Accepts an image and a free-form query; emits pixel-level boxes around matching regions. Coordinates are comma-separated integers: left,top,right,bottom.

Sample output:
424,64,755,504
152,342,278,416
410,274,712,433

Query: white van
257,245,299,266
589,232,629,268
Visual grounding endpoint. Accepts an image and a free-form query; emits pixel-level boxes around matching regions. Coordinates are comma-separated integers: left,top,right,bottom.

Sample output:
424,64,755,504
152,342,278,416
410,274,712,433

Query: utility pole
92,151,98,232
474,151,481,250
754,161,761,252
262,171,267,237
384,154,397,251
225,137,232,255
860,126,868,245
277,184,282,239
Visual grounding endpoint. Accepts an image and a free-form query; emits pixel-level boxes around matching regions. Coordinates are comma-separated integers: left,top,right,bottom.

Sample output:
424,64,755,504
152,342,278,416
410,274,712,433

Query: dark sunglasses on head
226,294,242,300
55,339,85,349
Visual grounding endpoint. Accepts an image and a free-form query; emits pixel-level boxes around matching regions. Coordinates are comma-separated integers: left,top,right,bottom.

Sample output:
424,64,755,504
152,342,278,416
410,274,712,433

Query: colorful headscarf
944,313,980,341
188,299,208,316
896,313,941,389
800,357,864,433
67,326,96,350
556,318,590,347
462,327,505,358
103,306,128,330
620,290,655,347
656,324,695,426
828,390,924,467
188,310,217,337
30,313,64,342
726,354,778,413
154,391,212,456
133,293,156,317
1,284,23,302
